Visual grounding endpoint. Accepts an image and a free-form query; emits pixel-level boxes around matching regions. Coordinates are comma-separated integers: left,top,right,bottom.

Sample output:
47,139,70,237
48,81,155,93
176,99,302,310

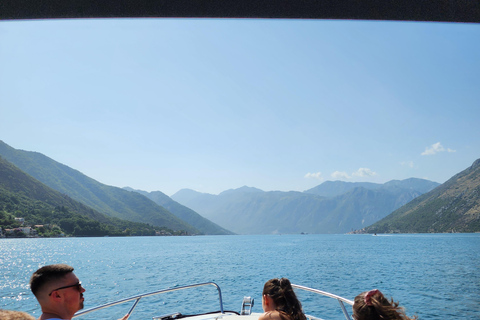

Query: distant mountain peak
471,158,480,170
304,180,382,197
304,178,439,198
172,188,208,198
219,186,264,196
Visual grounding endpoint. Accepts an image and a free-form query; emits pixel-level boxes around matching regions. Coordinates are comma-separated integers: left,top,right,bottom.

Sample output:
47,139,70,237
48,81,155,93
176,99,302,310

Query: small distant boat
73,282,354,320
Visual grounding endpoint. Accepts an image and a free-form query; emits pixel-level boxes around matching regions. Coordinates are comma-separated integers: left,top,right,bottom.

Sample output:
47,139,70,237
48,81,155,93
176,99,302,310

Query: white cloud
400,161,414,168
421,142,456,156
331,171,350,179
352,168,377,177
304,172,324,181
330,168,377,180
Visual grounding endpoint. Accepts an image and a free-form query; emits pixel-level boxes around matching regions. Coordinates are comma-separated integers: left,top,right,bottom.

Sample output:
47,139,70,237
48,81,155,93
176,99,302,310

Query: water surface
1,234,479,319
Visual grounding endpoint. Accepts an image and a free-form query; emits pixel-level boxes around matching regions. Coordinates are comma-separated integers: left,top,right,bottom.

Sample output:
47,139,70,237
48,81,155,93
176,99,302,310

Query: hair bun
364,289,381,306
279,278,290,288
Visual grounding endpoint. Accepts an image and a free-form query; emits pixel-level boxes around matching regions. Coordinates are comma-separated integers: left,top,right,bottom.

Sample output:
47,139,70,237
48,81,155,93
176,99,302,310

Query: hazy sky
1,18,479,196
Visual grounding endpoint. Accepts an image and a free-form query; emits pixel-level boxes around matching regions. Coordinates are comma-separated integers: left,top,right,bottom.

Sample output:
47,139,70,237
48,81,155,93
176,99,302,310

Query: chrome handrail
291,284,353,320
73,282,224,318
73,282,352,320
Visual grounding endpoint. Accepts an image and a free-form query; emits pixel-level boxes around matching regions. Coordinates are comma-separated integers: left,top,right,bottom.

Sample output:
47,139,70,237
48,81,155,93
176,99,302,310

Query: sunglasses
48,281,83,296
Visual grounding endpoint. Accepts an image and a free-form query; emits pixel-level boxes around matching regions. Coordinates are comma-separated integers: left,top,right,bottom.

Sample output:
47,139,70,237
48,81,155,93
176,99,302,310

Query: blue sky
1,18,479,196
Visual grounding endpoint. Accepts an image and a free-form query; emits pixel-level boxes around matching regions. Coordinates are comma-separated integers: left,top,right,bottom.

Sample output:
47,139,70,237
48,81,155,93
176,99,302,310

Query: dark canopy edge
1,0,480,23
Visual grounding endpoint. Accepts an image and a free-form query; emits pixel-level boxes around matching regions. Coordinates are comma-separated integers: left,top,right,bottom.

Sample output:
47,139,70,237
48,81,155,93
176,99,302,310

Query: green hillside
125,187,234,235
0,156,159,236
359,158,480,233
0,141,199,234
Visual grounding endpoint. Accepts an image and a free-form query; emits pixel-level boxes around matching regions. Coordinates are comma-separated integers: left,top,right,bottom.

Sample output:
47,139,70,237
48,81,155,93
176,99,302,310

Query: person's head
30,264,85,319
0,310,36,320
352,289,417,320
262,278,305,320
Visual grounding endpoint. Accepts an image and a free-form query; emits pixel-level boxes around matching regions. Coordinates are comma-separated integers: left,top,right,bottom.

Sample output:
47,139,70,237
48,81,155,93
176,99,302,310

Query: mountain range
123,187,234,235
0,140,229,235
1,140,478,235
171,179,440,234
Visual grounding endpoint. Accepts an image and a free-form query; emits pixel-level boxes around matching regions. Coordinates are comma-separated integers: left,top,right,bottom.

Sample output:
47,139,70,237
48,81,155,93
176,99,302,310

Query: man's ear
50,291,63,301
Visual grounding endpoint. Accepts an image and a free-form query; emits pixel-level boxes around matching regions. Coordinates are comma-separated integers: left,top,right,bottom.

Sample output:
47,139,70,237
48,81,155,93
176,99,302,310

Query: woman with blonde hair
352,289,417,320
0,310,36,320
258,278,306,320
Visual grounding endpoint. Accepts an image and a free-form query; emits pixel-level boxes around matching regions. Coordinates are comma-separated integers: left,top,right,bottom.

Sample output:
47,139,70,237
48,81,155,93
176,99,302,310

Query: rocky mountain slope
357,158,480,233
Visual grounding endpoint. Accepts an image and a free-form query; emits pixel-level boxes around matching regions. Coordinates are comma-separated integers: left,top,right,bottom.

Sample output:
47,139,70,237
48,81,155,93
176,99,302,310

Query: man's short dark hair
30,264,74,297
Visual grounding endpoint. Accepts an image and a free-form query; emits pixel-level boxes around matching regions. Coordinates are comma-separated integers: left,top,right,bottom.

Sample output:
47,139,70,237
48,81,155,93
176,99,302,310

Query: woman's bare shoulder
259,311,283,320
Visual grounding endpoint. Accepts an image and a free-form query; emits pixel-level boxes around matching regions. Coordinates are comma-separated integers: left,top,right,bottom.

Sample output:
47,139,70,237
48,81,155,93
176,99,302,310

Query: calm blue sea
1,234,479,320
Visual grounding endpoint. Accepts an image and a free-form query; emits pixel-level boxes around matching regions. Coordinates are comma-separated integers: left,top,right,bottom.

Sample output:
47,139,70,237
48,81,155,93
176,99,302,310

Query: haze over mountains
171,179,440,234
1,140,479,235
123,187,233,235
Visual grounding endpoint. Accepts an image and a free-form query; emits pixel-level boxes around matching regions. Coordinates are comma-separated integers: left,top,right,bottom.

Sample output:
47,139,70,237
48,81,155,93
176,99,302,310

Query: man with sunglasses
30,264,85,320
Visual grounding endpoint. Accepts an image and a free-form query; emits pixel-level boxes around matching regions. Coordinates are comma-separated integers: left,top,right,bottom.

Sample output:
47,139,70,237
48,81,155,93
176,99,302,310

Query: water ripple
1,234,479,320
